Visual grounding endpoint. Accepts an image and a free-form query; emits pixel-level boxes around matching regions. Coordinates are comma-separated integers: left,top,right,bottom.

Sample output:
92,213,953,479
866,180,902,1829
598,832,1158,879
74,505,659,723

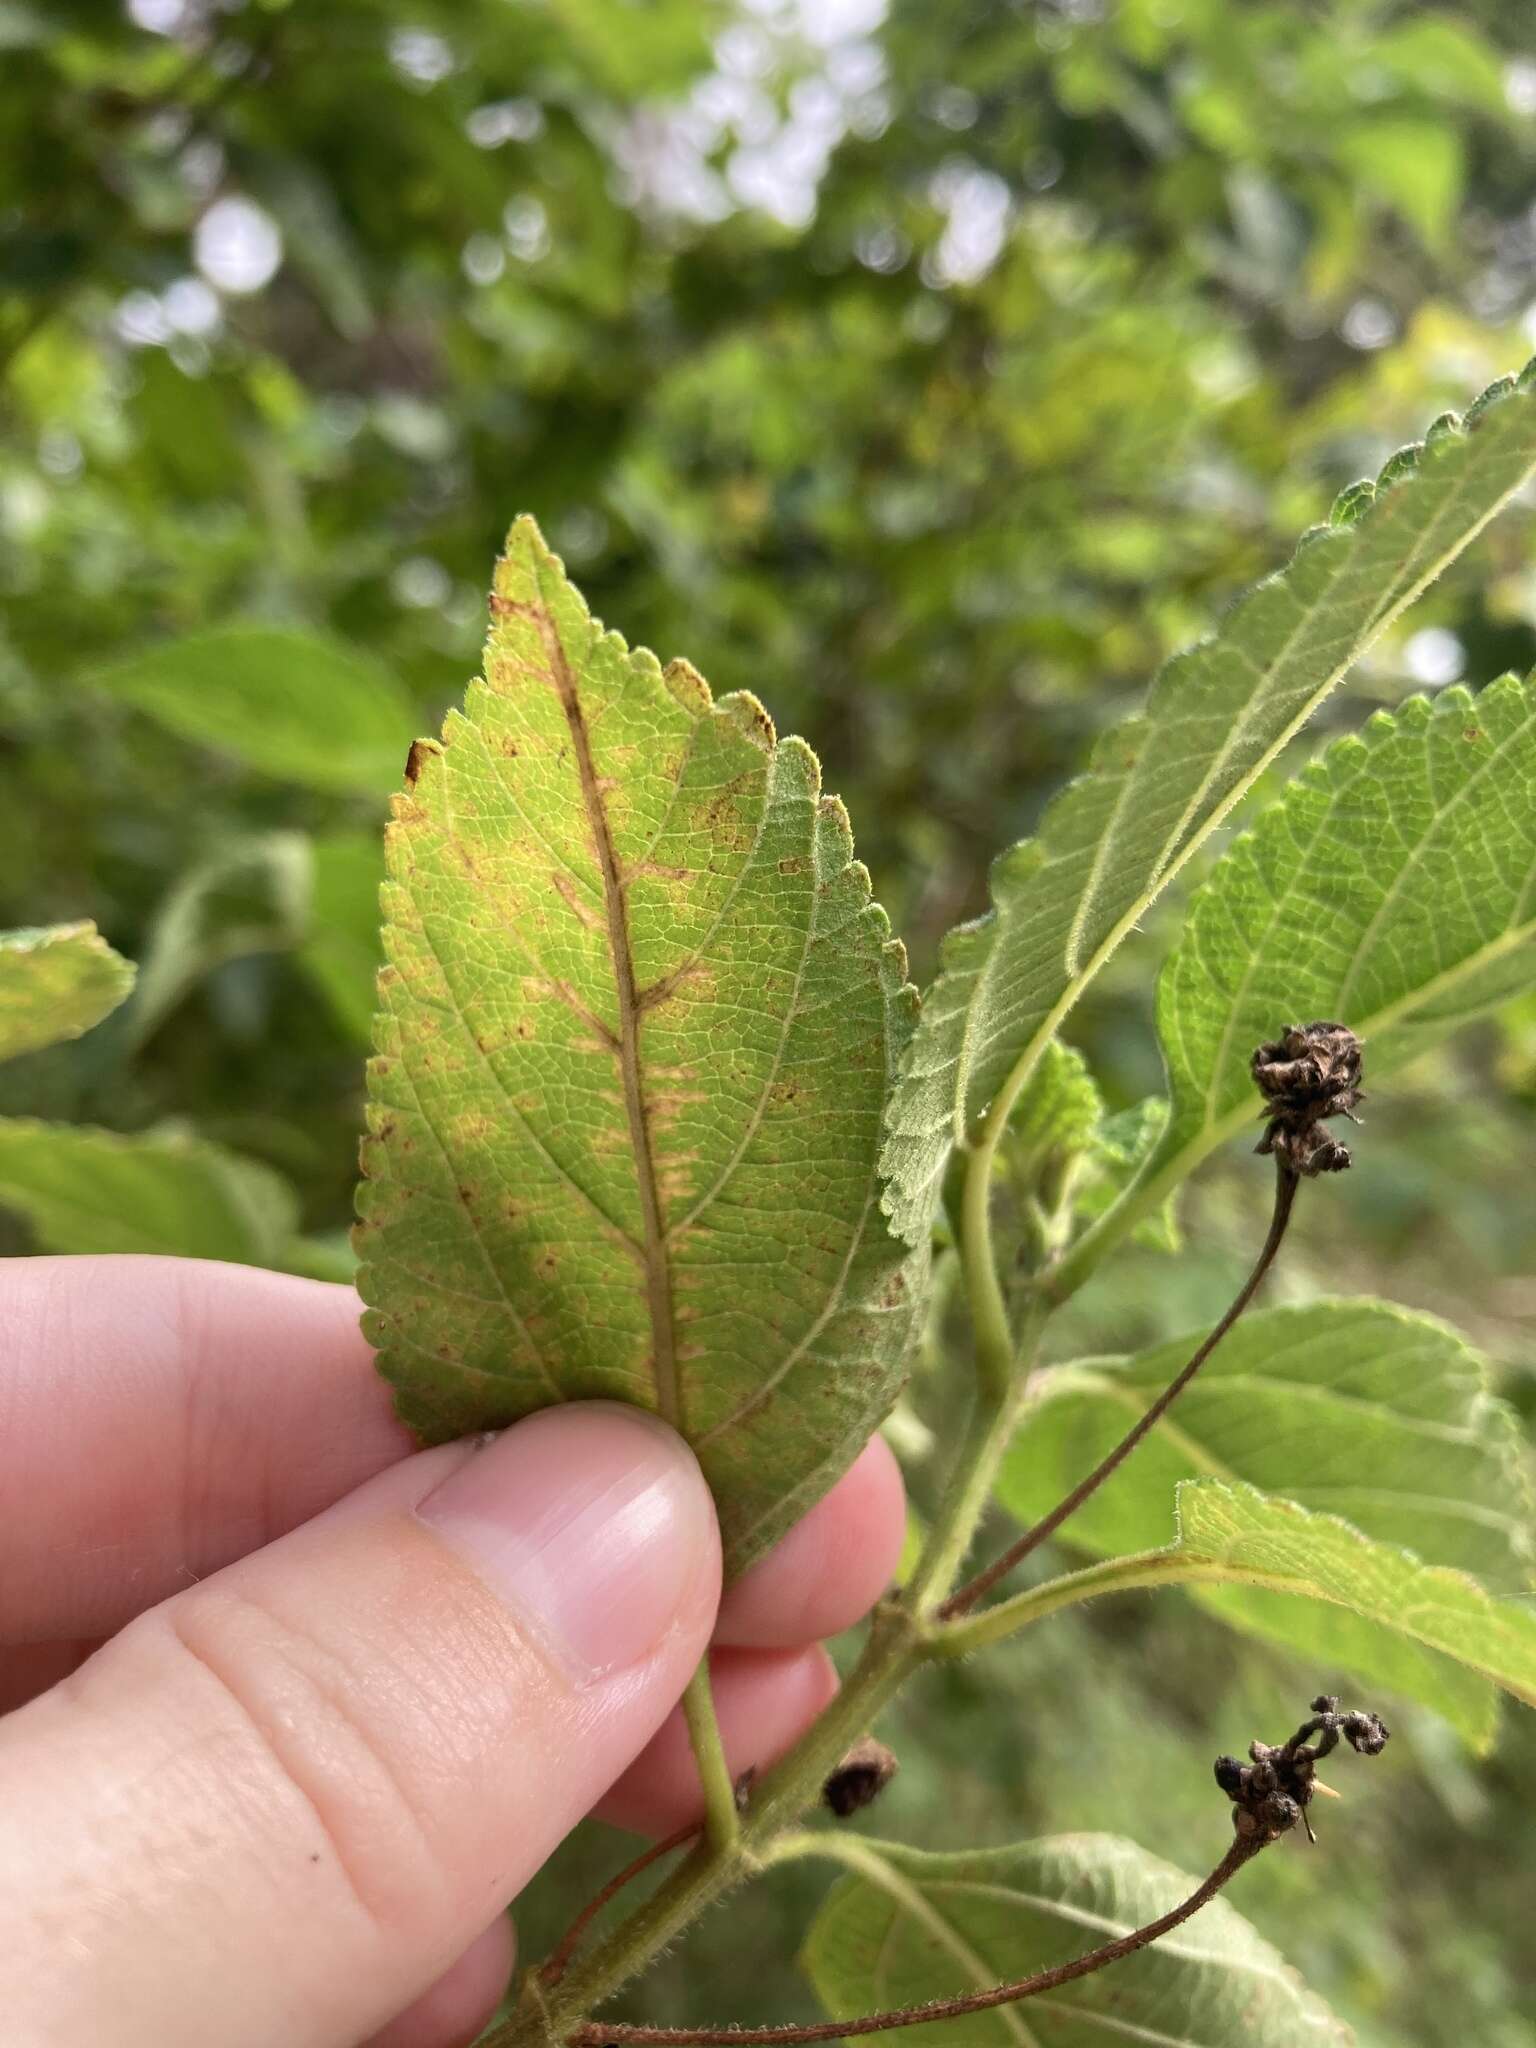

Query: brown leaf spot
1463,727,1484,742
403,738,441,786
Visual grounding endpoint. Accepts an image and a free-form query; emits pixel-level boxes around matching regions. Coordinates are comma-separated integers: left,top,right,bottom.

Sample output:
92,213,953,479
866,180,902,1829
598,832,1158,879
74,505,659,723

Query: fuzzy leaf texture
0,922,135,1063
356,518,919,1574
1133,669,1536,1214
999,1301,1532,1744
883,361,1536,1240
801,1833,1346,2047
1136,1481,1536,1723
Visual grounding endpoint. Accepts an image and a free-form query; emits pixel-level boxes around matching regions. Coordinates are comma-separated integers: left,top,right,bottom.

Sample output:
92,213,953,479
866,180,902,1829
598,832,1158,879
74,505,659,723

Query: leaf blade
0,1118,299,1263
357,518,920,1573
89,626,418,794
883,363,1536,1239
1135,668,1536,1224
802,1832,1348,2046
998,1300,1532,1742
0,922,136,1064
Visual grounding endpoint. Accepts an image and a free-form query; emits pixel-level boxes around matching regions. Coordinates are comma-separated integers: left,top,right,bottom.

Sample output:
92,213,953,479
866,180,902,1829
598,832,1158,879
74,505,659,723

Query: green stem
904,1296,1046,1616
488,1609,925,2046
933,1544,1304,1658
958,1127,1014,1402
680,1660,739,1854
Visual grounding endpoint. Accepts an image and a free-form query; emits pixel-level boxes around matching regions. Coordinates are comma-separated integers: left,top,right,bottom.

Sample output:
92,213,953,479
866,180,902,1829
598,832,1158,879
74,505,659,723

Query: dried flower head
823,1736,899,1819
1251,1022,1365,1176
1215,1694,1389,1844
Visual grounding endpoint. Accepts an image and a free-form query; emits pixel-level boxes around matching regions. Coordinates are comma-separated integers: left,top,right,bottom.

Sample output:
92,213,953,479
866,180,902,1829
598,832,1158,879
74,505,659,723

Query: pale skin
0,1257,907,2048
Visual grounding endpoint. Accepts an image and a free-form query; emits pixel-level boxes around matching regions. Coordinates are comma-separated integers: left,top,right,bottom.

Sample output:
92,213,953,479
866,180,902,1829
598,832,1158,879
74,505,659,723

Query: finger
0,1255,411,1642
0,1404,719,2048
360,1916,516,2048
0,1433,902,1715
713,1435,906,1649
594,1643,838,1836
0,1638,93,1716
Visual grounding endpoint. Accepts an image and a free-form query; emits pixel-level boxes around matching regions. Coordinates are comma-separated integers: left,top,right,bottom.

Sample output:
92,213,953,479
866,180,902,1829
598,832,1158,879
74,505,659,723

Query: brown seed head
1251,1021,1364,1176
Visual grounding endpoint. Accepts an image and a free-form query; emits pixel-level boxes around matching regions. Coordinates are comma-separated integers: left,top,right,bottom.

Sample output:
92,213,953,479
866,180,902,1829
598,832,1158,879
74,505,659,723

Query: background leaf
0,922,135,1063
1135,670,1536,1226
300,830,387,1044
881,370,1536,1242
801,1832,1347,2046
0,1118,299,1263
1000,1300,1533,1742
89,627,418,795
357,518,920,1573
1140,1480,1536,1731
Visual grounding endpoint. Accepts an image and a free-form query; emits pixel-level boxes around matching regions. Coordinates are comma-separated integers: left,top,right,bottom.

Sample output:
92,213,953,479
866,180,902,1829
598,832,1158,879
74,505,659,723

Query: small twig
940,1019,1366,1623
938,1158,1298,1621
569,1837,1262,2044
541,1823,701,1990
567,1692,1388,2046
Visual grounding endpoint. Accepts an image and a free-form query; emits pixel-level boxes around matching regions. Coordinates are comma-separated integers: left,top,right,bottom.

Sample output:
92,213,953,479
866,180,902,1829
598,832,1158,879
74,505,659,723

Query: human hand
0,1256,906,2048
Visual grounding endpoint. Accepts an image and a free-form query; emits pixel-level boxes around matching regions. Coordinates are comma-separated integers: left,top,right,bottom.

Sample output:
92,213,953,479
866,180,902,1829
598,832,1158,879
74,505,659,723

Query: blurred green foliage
4,1,1536,2041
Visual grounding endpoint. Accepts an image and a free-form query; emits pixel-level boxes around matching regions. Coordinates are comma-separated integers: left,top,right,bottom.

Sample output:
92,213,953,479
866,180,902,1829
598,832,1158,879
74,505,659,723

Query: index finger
0,1256,412,1644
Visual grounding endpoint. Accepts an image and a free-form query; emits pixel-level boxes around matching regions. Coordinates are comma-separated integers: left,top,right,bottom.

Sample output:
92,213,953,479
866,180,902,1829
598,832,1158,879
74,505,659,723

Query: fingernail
416,1405,716,1683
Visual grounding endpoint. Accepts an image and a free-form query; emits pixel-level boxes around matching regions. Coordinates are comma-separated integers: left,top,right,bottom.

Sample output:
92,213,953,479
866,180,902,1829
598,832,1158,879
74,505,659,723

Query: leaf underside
1168,1480,1536,1735
1144,669,1536,1200
882,360,1536,1240
0,921,136,1064
802,1831,1346,2046
356,518,920,1575
1001,1300,1533,1744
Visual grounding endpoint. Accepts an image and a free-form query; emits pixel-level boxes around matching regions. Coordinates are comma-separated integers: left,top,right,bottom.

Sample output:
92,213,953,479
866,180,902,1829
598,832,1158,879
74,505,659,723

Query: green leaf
1078,1097,1182,1253
356,517,920,1575
89,627,418,794
299,830,385,1043
126,832,313,1050
1337,116,1464,247
882,363,1536,1240
1003,1038,1102,1171
1163,1481,1536,1725
801,1832,1346,2046
0,922,136,1063
1136,671,1536,1225
0,1119,299,1263
999,1300,1533,1742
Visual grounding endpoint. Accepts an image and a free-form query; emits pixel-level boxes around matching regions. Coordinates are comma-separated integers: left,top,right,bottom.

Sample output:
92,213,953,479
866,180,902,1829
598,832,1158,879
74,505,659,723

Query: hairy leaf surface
0,1119,299,1262
356,518,919,1574
883,363,1536,1240
802,1832,1346,2046
1000,1301,1532,1741
1124,1481,1536,1738
1132,671,1536,1220
0,922,135,1063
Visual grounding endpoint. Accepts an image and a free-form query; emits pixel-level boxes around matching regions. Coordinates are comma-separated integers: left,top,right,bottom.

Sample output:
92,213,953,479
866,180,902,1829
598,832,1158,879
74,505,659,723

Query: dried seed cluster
1215,1695,1389,1844
1252,1021,1365,1176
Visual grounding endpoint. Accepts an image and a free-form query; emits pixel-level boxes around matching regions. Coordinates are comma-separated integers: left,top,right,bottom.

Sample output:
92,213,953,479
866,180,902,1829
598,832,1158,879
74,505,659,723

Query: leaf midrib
526,578,682,1428
967,423,1536,1157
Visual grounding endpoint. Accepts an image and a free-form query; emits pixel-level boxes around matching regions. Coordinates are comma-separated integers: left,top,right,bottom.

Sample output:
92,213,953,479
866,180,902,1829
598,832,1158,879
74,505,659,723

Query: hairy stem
958,1121,1015,1402
934,1541,1310,1657
939,1161,1298,1622
486,1608,925,2045
540,1821,700,1990
680,1662,739,1855
565,1836,1261,2043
